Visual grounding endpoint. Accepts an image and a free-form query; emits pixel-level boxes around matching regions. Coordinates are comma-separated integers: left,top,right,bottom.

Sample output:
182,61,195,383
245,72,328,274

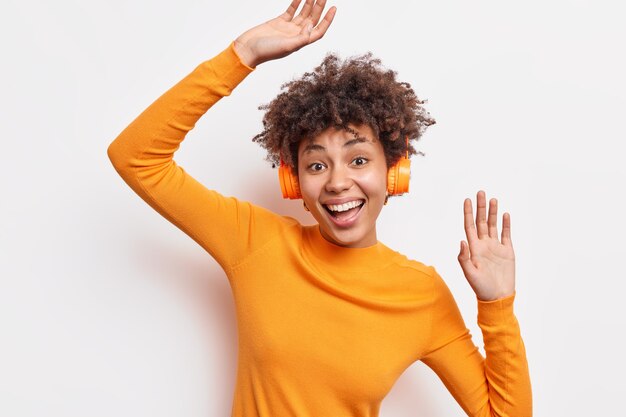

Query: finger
488,198,498,239
283,0,303,20
501,212,512,246
309,0,328,27
309,6,336,42
293,0,315,24
463,198,479,246
476,190,488,239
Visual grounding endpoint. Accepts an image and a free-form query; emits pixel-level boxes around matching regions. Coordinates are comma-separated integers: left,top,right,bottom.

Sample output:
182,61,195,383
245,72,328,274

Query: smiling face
297,124,389,248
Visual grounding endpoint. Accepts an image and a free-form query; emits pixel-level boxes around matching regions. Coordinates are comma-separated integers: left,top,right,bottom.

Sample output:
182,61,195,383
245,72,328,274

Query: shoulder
248,200,302,228
226,195,303,249
383,245,438,279
378,245,446,294
227,194,301,228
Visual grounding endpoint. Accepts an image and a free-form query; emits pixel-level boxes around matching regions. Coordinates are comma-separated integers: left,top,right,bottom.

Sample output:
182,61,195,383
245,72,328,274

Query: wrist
477,291,516,303
233,39,259,68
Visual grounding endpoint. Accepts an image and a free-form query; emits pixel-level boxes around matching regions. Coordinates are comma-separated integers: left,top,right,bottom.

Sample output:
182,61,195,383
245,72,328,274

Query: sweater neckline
302,225,398,271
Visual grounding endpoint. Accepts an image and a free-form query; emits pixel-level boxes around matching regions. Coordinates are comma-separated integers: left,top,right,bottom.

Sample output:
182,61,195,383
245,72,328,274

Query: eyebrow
302,137,371,154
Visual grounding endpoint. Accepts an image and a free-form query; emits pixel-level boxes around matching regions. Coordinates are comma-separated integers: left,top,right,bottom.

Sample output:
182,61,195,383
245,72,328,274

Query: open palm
234,0,336,67
458,191,516,301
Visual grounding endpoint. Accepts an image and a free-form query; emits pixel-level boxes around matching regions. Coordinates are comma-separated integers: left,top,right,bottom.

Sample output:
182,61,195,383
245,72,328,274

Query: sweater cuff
196,42,255,95
476,292,516,327
229,41,257,71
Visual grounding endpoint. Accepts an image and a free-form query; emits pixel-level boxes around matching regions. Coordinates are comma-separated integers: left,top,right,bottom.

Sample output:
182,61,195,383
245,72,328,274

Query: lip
323,200,365,228
322,197,365,205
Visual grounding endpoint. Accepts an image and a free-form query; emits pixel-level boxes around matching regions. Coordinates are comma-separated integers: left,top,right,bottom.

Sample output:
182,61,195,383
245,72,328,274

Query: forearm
476,293,532,416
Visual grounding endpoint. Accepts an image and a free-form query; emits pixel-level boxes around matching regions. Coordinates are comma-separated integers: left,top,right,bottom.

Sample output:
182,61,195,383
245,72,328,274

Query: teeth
326,200,364,212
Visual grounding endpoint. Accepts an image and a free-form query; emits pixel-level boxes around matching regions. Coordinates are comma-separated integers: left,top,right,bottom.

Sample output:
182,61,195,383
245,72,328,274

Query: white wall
1,0,625,415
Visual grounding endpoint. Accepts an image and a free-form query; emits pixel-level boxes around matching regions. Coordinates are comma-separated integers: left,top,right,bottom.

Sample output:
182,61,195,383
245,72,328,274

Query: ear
278,160,302,199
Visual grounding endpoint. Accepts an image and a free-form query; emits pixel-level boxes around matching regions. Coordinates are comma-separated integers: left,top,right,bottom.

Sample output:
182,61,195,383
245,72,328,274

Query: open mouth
323,199,365,222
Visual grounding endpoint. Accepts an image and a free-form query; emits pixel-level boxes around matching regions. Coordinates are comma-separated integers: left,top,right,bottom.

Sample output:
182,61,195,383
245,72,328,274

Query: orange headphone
278,136,411,199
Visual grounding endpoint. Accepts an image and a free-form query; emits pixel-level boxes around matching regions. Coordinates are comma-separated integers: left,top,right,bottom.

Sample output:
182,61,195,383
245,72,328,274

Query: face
297,124,388,248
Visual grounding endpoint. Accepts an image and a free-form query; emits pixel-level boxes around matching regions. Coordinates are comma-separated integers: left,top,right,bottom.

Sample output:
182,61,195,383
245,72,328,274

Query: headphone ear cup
387,157,411,196
278,163,301,199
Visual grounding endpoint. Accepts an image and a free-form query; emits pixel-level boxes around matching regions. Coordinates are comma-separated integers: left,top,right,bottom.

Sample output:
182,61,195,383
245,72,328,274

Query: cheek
298,176,321,202
358,169,388,198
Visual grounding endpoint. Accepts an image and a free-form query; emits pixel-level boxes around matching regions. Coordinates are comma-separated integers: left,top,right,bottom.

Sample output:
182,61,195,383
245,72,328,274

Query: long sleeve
420,271,532,416
107,43,296,274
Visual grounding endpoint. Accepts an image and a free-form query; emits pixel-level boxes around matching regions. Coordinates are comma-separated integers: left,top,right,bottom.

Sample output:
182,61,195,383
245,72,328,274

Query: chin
320,224,375,248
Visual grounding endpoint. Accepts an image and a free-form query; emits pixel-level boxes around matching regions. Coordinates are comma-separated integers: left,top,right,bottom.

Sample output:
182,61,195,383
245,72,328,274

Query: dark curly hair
252,51,436,173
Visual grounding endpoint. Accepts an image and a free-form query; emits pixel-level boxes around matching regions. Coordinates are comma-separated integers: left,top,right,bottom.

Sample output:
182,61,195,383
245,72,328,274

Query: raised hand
233,0,337,68
457,191,516,301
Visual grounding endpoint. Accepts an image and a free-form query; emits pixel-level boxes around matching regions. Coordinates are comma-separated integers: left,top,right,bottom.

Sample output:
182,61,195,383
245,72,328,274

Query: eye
352,156,369,166
308,162,326,172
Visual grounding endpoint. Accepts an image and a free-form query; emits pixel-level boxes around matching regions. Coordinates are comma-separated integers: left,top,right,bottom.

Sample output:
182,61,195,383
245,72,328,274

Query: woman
107,1,532,416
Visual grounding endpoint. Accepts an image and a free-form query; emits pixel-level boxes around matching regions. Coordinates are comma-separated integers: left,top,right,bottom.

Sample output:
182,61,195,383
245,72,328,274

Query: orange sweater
107,43,532,417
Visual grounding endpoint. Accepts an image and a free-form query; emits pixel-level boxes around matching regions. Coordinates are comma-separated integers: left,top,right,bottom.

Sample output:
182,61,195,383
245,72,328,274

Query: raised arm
107,0,336,272
420,191,532,416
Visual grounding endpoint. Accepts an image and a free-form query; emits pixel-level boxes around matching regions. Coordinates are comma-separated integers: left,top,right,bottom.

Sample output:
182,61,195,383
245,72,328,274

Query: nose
324,165,353,194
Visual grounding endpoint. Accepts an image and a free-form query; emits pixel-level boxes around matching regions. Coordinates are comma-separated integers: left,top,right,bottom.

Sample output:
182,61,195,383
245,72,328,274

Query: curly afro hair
252,51,436,173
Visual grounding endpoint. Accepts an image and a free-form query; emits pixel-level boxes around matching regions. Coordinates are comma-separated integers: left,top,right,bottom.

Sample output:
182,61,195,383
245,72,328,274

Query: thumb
457,241,476,275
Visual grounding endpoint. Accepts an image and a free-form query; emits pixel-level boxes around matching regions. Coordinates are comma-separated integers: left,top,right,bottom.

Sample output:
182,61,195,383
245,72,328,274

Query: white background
1,0,625,415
